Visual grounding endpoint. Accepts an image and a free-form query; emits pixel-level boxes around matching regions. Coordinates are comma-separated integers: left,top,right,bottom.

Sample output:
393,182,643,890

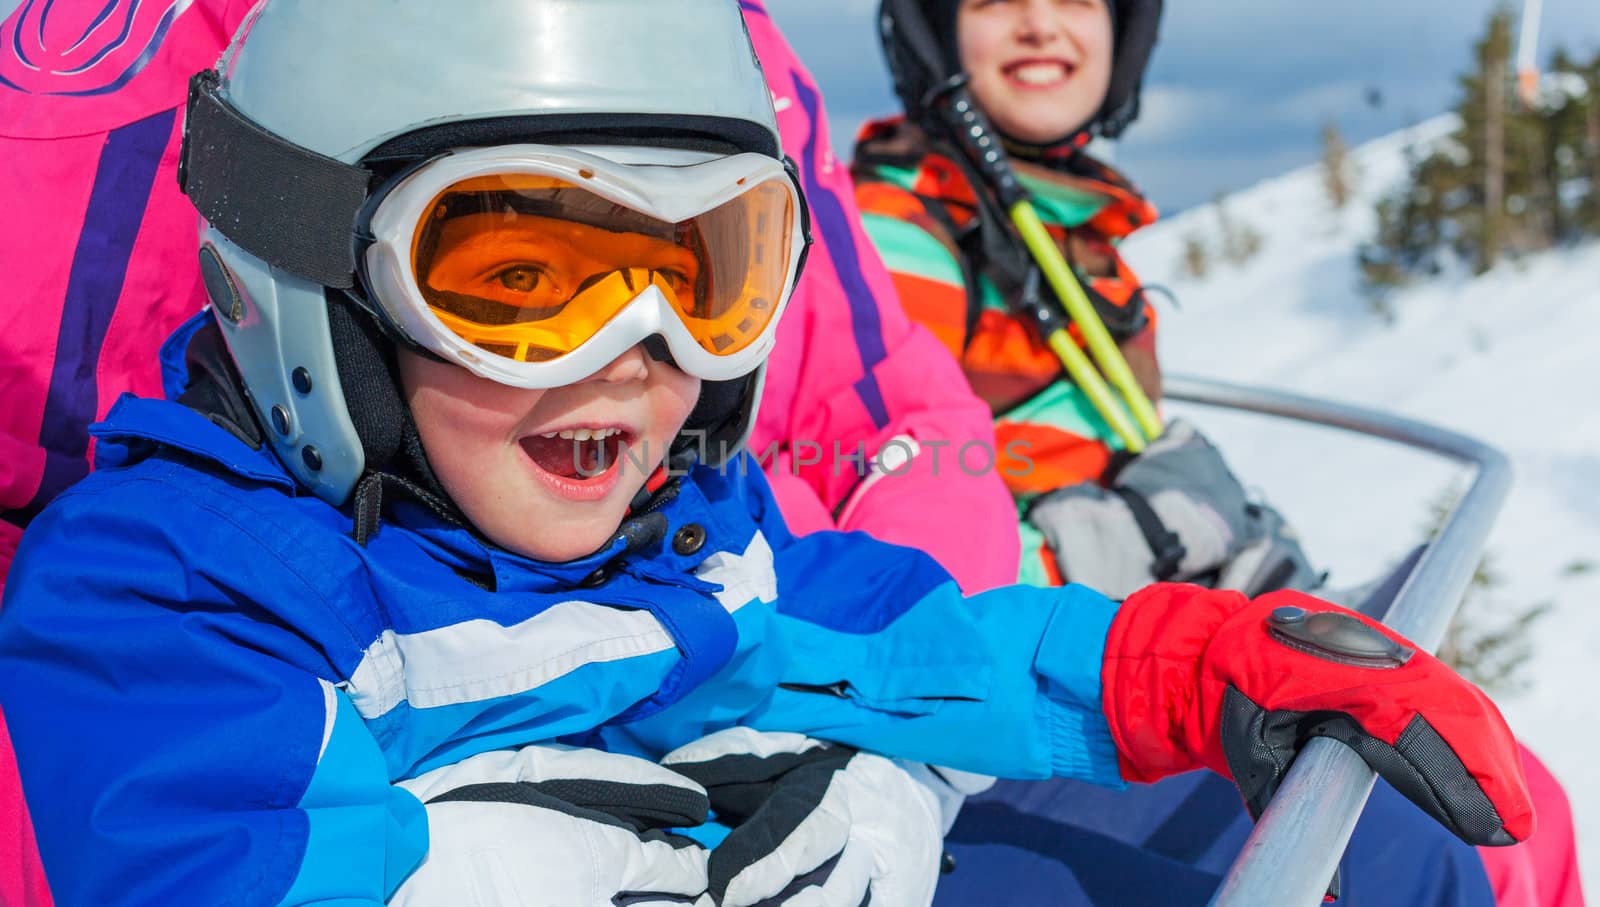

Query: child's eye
494,265,543,293
654,267,694,292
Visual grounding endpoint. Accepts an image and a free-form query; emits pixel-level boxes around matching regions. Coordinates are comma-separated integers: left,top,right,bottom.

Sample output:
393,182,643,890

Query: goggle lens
410,173,794,364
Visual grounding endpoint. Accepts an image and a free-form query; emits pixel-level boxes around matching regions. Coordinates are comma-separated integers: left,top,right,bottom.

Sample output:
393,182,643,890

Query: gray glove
1216,499,1322,597
1027,419,1316,599
393,745,713,906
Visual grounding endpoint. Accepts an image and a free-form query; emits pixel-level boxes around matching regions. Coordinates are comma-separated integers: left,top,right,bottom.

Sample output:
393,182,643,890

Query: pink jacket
0,709,46,907
0,5,257,903
0,0,259,594
741,0,1019,593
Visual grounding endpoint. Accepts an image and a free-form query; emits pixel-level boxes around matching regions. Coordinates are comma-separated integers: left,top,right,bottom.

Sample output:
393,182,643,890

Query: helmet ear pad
325,292,457,510
678,372,762,468
326,295,408,475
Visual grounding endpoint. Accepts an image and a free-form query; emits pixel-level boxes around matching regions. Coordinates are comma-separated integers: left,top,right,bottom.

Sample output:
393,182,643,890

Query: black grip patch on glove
670,747,855,824
1219,685,1514,846
671,746,860,902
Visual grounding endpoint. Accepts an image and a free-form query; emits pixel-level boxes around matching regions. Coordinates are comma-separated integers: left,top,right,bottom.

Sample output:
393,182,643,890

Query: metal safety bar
1159,375,1514,907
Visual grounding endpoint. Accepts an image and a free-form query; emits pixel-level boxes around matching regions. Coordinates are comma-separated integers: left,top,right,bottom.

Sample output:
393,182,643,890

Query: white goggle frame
363,144,806,388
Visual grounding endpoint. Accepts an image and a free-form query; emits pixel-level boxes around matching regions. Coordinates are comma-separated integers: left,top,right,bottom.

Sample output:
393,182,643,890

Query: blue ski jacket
0,390,1125,906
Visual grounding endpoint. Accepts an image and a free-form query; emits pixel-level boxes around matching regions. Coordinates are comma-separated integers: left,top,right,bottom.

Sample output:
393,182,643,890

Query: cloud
1131,84,1238,145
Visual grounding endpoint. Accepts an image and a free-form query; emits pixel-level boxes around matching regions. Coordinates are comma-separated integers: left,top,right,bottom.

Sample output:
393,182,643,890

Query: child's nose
580,343,652,384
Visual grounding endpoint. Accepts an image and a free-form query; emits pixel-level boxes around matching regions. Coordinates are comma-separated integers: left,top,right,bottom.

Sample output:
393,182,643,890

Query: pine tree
1355,9,1600,304
1214,194,1262,265
1572,50,1600,233
1180,234,1210,279
1590,55,1600,230
1321,121,1355,209
1358,142,1455,307
1424,487,1550,694
1457,8,1515,271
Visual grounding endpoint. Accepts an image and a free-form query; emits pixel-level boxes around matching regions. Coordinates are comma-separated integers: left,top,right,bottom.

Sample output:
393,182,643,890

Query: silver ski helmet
179,0,805,505
879,0,1163,143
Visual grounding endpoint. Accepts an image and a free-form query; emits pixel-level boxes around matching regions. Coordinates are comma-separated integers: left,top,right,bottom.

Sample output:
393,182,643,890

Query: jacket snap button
672,524,706,556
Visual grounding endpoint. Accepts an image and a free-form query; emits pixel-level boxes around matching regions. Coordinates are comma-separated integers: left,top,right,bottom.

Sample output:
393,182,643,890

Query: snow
1121,116,1600,887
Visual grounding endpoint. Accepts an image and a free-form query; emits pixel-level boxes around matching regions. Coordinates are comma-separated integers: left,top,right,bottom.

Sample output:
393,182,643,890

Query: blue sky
769,0,1600,212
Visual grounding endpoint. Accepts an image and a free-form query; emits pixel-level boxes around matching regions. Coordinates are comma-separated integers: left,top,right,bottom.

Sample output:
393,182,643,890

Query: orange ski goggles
363,145,807,387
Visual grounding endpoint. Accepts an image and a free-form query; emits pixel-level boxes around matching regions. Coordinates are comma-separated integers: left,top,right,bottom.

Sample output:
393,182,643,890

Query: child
854,0,1314,598
0,1,1532,905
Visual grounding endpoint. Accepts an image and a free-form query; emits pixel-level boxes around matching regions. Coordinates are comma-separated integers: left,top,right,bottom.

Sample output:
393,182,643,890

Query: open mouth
521,427,633,482
1003,60,1075,87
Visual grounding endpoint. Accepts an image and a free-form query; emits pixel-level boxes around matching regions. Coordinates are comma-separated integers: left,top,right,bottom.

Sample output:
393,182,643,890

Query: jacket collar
90,394,297,492
89,395,736,594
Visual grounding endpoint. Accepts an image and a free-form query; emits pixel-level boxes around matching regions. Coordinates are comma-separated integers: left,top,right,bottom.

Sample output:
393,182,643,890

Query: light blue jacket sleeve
623,466,1126,788
753,530,1125,785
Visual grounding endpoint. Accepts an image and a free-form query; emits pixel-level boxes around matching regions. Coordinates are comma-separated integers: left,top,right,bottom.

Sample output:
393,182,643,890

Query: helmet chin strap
998,125,1096,162
325,293,471,546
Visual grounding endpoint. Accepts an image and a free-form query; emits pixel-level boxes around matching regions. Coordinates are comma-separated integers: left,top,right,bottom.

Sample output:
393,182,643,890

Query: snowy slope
1121,116,1600,887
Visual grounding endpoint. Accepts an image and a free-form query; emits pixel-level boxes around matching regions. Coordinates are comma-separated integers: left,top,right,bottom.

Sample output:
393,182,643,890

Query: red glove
1101,585,1535,846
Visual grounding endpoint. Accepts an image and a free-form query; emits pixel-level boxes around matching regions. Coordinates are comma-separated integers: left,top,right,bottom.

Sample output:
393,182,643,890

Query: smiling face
956,0,1115,146
399,344,701,563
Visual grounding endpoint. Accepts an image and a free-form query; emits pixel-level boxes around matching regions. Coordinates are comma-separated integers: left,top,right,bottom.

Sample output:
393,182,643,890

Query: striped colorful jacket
852,118,1165,586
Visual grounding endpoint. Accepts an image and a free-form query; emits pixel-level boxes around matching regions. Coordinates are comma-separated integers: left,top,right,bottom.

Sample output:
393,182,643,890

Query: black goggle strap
181,67,810,319
178,70,371,289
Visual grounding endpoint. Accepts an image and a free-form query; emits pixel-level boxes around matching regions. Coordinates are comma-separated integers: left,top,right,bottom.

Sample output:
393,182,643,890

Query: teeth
551,428,621,441
1013,63,1067,85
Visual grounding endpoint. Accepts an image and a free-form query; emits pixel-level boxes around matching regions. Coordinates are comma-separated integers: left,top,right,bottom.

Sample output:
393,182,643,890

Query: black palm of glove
1027,418,1318,598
